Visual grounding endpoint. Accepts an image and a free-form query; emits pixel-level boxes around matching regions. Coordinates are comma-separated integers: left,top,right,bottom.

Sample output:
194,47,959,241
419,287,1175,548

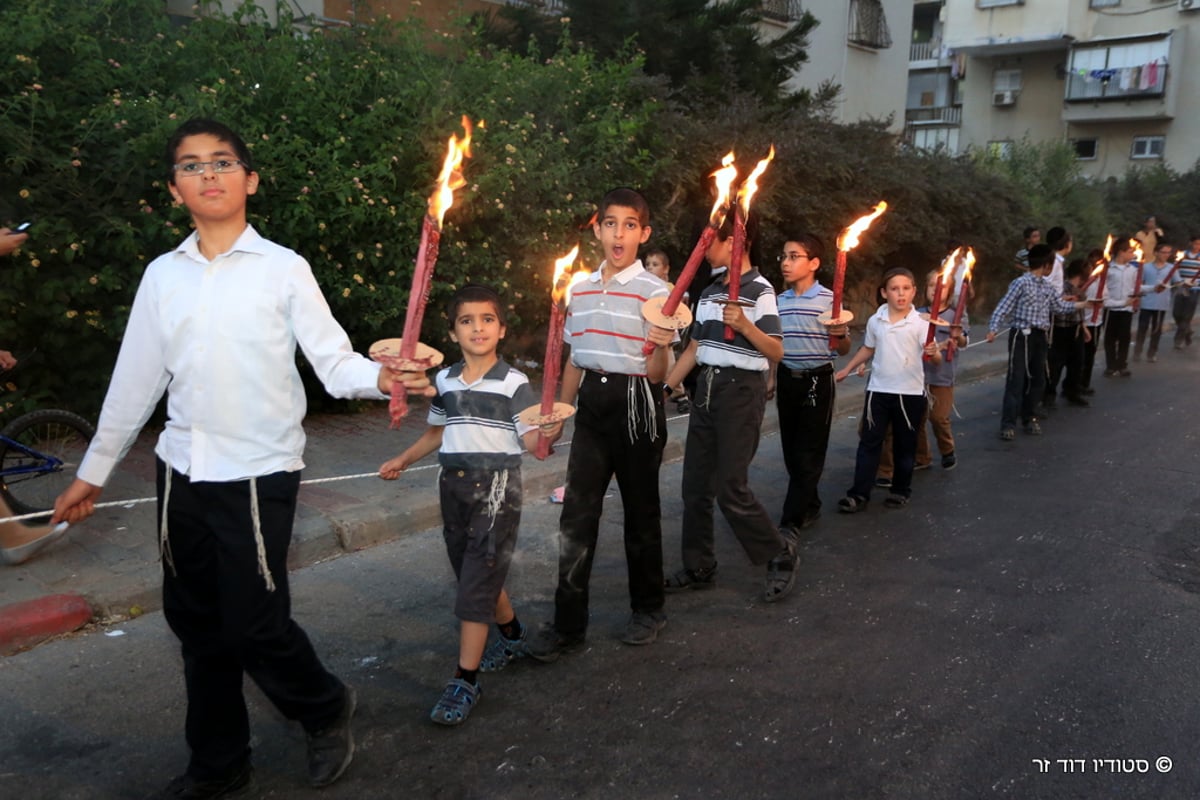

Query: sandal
764,546,798,603
883,494,909,509
430,678,481,726
664,564,718,592
837,495,868,514
479,625,528,673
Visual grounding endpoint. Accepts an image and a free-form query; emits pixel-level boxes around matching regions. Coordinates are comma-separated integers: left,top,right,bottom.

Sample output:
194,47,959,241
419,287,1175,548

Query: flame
837,201,889,252
708,152,739,226
550,245,580,303
735,145,775,216
565,265,591,305
1102,234,1114,262
1177,250,1186,262
939,247,962,281
1089,261,1105,279
428,115,475,228
961,247,976,282
1130,239,1143,264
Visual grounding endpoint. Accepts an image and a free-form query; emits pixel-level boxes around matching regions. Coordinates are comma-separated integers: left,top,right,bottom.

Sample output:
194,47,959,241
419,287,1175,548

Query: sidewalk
0,342,1011,654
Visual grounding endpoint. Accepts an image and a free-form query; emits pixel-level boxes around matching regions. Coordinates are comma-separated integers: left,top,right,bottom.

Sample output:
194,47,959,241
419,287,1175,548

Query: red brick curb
0,593,93,655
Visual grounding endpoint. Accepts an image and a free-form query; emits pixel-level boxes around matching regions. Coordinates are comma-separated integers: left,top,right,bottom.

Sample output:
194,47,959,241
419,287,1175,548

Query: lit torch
822,201,889,345
946,248,975,362
520,246,581,460
723,146,775,340
641,153,738,353
1090,234,1114,324
371,116,475,428
924,248,960,360
1130,238,1145,311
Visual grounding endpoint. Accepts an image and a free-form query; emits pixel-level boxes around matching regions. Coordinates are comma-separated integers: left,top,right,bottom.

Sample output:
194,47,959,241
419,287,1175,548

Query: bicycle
0,408,95,517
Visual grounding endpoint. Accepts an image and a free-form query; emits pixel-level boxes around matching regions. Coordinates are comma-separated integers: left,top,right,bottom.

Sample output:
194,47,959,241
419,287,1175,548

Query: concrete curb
0,347,1011,652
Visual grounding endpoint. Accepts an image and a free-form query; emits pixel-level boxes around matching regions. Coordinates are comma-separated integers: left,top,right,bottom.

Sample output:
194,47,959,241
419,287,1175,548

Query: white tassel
249,476,276,593
900,393,915,431
484,469,509,530
159,466,176,577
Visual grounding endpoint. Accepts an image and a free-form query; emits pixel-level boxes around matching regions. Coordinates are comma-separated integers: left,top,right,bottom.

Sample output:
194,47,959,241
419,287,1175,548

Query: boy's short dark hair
1065,258,1087,280
448,284,505,327
1113,234,1134,253
166,118,254,184
781,233,824,264
1023,226,1040,240
599,187,650,227
644,247,669,265
1045,226,1070,251
1027,243,1054,269
880,267,915,294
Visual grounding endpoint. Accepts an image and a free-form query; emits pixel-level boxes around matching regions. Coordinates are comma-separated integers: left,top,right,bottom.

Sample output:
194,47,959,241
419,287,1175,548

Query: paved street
2,348,1199,799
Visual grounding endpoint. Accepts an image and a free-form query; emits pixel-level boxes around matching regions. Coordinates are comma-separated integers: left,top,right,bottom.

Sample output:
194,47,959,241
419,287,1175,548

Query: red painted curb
0,593,93,655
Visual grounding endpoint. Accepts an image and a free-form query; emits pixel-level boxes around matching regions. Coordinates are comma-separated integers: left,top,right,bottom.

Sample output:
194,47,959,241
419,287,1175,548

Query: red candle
1091,264,1109,324
945,249,975,363
924,249,958,360
535,247,578,459
831,201,889,346
1132,260,1144,312
1160,251,1185,287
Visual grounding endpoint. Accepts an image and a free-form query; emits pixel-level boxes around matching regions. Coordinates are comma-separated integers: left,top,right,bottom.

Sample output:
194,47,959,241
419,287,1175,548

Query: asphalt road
2,352,1199,800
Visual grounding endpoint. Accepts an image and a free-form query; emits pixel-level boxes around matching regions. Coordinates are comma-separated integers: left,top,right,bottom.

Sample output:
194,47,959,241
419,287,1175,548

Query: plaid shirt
988,272,1077,334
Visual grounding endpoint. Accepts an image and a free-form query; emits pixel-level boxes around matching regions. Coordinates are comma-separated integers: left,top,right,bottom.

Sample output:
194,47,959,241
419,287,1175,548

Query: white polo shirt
863,305,931,396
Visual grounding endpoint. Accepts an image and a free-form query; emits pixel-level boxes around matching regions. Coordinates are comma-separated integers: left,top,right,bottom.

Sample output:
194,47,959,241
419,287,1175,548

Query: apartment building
906,0,1200,179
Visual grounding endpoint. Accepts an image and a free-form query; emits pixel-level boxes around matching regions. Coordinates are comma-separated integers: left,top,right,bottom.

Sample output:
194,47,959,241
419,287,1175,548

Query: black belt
786,363,833,378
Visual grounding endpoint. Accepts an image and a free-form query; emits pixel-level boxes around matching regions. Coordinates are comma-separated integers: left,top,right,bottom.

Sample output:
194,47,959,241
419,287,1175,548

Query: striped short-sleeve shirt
778,283,837,370
428,359,535,470
692,268,782,372
1179,249,1200,291
565,261,669,375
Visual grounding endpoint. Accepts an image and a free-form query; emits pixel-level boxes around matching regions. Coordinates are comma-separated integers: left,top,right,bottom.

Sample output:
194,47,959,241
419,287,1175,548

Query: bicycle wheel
0,409,96,516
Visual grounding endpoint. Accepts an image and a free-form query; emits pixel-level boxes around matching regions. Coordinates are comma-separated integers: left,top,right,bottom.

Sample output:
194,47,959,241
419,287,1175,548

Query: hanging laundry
1118,67,1136,91
1141,59,1160,91
1088,68,1117,83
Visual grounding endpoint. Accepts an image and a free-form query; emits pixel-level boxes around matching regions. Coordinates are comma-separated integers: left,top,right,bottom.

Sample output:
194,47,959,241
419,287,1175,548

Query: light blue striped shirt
778,283,837,370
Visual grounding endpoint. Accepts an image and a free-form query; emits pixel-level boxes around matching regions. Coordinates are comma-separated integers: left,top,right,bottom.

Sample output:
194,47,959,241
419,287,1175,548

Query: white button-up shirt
78,226,386,486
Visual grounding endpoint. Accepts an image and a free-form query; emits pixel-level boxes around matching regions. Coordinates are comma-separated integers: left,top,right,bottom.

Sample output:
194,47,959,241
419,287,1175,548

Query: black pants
1104,310,1133,371
1081,325,1101,389
1001,328,1048,429
849,392,927,500
1173,291,1198,347
555,372,666,636
1045,324,1084,401
681,366,784,570
1135,309,1166,358
158,460,346,781
775,364,835,529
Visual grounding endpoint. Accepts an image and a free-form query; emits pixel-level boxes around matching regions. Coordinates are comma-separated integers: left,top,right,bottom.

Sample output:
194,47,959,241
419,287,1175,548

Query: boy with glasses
52,118,430,799
768,233,849,536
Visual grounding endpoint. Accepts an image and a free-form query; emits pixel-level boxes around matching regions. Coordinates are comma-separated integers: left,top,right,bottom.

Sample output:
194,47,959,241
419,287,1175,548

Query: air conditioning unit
993,90,1016,107
1181,0,1200,12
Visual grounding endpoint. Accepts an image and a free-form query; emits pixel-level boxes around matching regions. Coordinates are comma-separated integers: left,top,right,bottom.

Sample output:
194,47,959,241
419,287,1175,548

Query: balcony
910,41,937,61
759,0,804,23
1065,63,1167,102
905,105,963,126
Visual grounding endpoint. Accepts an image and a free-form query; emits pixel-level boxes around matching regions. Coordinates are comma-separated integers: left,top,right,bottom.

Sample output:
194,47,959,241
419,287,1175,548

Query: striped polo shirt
692,268,782,372
1178,249,1200,291
428,359,536,470
565,260,669,375
778,282,837,371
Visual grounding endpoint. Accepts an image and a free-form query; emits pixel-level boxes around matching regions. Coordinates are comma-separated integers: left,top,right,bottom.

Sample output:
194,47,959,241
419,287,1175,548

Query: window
1066,37,1169,100
759,0,803,23
987,140,1014,159
1089,0,1120,7
1131,135,1165,159
1072,139,1098,160
992,68,1023,92
848,0,892,49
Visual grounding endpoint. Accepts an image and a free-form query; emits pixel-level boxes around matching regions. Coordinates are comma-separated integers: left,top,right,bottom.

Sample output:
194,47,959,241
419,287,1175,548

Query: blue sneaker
430,678,480,726
479,625,529,672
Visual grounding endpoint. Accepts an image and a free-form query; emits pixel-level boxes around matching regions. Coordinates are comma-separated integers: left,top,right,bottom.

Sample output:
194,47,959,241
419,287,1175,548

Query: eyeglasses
172,159,247,177
777,253,812,263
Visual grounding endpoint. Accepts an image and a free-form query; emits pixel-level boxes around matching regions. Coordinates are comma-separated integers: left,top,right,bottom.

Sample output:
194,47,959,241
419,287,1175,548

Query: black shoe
664,564,719,592
152,765,252,800
799,511,822,529
526,622,586,663
1118,369,1132,377
1024,419,1042,436
306,686,356,788
1065,395,1090,407
941,452,957,470
673,395,691,413
1081,386,1096,396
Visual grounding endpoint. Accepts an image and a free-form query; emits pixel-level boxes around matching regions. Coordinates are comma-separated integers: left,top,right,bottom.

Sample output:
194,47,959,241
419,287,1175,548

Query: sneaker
799,511,822,529
914,462,932,471
664,564,718,592
941,452,957,470
479,625,529,672
1065,395,1090,407
874,476,892,488
1118,369,1132,377
1000,428,1015,441
306,686,356,788
837,495,868,513
1024,419,1042,436
764,542,798,603
621,610,667,645
526,622,585,663
152,765,252,800
430,678,480,726
1103,369,1118,378
673,395,691,413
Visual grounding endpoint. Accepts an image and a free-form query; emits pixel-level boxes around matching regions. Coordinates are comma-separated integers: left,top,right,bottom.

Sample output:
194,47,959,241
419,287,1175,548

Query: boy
1015,227,1040,270
836,268,940,512
1172,235,1200,349
662,213,799,602
645,247,690,411
379,285,561,725
52,118,428,798
527,187,676,659
768,233,850,535
1042,228,1089,409
987,244,1087,440
1102,237,1138,377
1134,243,1173,362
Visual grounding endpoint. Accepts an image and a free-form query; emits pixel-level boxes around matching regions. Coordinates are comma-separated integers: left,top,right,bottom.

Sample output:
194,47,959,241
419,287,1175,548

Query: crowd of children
42,116,1200,798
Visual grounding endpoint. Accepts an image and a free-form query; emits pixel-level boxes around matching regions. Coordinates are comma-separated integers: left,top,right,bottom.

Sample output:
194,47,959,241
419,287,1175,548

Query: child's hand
986,331,997,343
828,323,849,338
721,303,749,334
379,456,409,480
539,420,564,442
378,368,437,397
834,368,848,383
645,325,675,348
1155,284,1166,293
923,341,939,358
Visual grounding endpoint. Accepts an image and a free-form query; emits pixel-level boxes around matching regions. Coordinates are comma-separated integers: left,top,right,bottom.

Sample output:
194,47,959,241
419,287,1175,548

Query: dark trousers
1174,291,1199,347
555,372,666,636
1135,309,1166,358
1045,324,1084,400
158,461,345,781
681,366,784,571
849,391,927,500
1104,310,1133,371
1001,328,1048,429
1081,325,1101,389
775,364,835,529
